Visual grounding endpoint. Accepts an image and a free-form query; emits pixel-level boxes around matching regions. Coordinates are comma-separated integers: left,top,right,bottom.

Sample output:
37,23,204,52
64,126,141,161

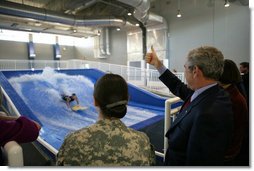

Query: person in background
0,111,41,165
146,46,233,166
61,93,79,108
219,59,248,165
239,62,249,75
239,62,249,105
56,73,155,166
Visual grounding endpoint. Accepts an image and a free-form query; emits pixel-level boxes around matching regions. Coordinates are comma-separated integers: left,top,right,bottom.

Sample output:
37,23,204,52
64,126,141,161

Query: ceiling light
34,22,41,26
23,28,32,31
177,10,182,18
177,0,182,18
224,0,230,7
116,27,121,31
127,12,132,16
135,23,140,27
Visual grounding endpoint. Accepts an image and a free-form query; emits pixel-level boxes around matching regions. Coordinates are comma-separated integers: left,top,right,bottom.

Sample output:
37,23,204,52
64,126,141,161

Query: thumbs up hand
145,45,162,69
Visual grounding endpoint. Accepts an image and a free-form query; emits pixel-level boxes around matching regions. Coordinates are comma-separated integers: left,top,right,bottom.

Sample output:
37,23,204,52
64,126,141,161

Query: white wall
0,40,76,60
150,0,250,72
75,28,128,65
0,40,28,60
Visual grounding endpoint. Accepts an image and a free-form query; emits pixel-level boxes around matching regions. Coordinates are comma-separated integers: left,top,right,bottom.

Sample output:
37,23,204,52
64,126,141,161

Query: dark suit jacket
160,69,233,166
241,73,249,106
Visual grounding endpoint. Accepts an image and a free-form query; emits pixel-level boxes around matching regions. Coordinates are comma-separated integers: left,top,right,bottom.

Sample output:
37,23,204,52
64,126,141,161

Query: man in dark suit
238,62,250,165
239,62,249,105
146,46,233,166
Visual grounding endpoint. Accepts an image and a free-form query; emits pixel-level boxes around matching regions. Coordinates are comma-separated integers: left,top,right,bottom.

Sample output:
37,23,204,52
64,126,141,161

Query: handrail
163,97,181,161
4,141,24,166
0,59,185,96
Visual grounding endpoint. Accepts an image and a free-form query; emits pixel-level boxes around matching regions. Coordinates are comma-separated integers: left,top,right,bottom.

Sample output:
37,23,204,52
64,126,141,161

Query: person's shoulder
127,127,150,139
242,73,249,80
67,122,103,139
65,126,90,140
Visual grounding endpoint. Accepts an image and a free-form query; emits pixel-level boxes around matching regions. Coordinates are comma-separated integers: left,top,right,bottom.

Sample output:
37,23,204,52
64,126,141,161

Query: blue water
8,68,164,150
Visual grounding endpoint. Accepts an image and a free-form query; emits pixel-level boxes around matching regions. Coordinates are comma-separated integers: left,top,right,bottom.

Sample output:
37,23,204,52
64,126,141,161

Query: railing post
164,97,181,161
4,141,24,166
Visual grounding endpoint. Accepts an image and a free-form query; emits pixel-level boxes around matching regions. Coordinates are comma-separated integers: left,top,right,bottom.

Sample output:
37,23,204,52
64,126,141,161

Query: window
58,35,75,46
0,29,29,42
74,37,94,48
33,32,55,44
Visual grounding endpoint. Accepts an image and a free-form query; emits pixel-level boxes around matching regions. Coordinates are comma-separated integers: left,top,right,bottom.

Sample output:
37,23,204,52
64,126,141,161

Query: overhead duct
146,12,168,29
148,12,164,23
105,28,110,55
64,0,99,15
99,28,106,55
98,27,111,56
0,1,126,27
117,0,150,23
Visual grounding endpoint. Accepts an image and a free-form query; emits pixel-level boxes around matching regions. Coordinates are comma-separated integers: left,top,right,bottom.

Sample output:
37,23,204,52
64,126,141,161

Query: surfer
61,93,79,108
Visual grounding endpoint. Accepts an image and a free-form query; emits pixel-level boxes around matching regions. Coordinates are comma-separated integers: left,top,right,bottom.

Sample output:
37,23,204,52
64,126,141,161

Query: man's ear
192,65,201,78
93,96,99,106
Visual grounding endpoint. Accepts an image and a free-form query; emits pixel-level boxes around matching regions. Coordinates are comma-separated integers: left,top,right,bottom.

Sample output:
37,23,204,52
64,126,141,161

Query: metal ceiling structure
0,0,157,37
0,0,248,38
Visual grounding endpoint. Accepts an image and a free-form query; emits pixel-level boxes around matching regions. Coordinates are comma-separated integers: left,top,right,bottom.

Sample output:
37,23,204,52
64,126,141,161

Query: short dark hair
93,73,128,118
219,59,241,84
240,62,249,69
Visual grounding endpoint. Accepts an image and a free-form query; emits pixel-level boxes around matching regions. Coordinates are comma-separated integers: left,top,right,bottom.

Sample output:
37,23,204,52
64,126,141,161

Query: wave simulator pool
0,67,182,154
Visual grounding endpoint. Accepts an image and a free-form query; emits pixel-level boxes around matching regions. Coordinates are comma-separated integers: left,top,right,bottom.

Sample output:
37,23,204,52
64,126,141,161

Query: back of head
219,59,241,84
187,46,224,80
93,73,128,118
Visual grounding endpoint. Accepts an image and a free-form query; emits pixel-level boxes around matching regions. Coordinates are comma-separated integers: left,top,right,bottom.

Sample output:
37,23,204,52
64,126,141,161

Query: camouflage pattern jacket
56,118,156,166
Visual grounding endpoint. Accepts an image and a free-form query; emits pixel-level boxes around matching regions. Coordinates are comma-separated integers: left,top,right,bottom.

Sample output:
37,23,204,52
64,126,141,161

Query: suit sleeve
159,69,193,100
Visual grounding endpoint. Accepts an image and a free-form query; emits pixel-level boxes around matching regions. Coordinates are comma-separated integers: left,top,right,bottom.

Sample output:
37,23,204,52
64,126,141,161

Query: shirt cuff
157,65,167,75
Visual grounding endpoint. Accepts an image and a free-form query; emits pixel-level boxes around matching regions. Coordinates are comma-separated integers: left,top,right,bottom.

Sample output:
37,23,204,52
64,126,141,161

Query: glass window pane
0,29,29,42
33,32,55,44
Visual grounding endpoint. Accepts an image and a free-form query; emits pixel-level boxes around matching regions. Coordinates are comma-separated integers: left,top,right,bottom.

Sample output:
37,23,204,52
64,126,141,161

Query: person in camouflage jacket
56,73,155,166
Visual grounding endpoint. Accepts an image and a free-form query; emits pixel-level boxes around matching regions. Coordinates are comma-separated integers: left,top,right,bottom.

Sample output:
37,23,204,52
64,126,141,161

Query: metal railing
154,97,181,160
0,59,185,96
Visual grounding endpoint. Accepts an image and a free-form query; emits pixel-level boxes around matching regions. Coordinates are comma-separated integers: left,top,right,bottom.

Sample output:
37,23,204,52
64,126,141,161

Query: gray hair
187,46,224,80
